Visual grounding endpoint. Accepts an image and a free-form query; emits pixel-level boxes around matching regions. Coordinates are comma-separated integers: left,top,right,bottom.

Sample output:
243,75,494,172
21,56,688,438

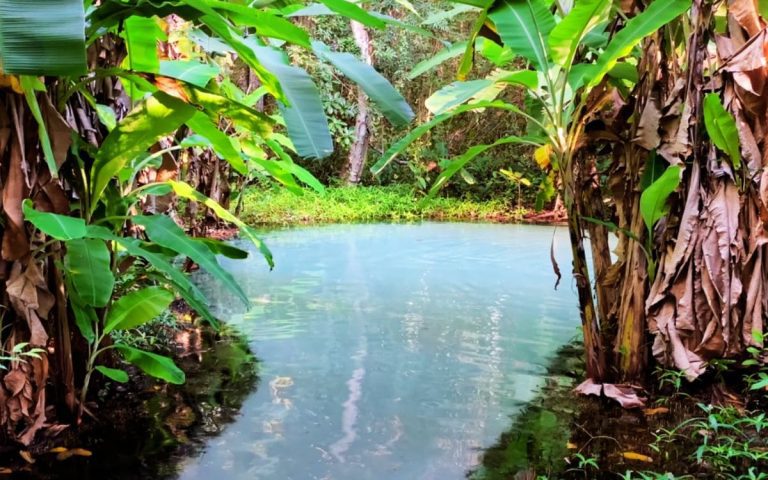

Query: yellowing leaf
566,442,578,450
56,451,75,461
643,407,670,416
622,451,653,463
18,451,34,464
49,447,68,453
534,145,552,169
70,448,92,457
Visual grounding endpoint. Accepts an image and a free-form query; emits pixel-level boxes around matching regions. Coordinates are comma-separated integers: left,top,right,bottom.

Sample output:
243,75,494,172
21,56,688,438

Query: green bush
238,185,519,225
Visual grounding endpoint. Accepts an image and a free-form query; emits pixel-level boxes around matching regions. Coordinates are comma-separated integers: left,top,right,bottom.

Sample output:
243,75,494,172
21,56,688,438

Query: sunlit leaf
104,286,174,333
116,344,185,384
22,200,85,240
95,366,129,383
133,215,249,306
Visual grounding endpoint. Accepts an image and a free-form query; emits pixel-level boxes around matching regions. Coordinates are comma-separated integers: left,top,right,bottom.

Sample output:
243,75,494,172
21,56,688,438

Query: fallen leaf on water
49,447,68,453
622,452,653,463
643,407,670,416
70,448,92,457
566,442,578,450
18,451,34,464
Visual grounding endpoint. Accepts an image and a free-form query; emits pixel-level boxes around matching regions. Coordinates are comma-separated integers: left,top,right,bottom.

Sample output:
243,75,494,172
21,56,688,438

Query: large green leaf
207,2,311,47
371,100,534,175
264,139,326,193
133,215,249,306
166,181,274,269
116,344,185,384
476,37,514,66
425,70,535,115
640,164,682,233
185,111,247,174
71,301,96,343
407,41,467,80
588,0,690,87
104,286,174,333
91,92,196,211
95,366,129,383
426,80,494,115
22,200,86,241
159,60,220,87
121,15,164,73
457,8,489,80
319,0,386,28
312,41,415,127
0,0,86,75
185,85,273,137
85,225,218,327
488,0,556,70
184,0,285,101
199,239,249,259
251,44,333,159
64,239,114,308
428,136,542,196
19,76,59,176
703,93,741,170
548,0,611,69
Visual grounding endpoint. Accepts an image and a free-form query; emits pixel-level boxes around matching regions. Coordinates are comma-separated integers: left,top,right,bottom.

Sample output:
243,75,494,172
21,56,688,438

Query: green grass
237,185,520,226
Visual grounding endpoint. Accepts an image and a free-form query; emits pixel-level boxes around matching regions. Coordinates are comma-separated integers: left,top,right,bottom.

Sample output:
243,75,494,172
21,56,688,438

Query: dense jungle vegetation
0,0,767,478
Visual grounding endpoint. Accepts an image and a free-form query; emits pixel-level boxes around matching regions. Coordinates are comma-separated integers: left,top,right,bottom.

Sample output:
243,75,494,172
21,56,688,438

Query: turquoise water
180,223,580,479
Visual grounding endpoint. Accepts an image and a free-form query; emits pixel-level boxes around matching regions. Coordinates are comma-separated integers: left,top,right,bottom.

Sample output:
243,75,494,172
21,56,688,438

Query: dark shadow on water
467,342,585,480
6,328,259,479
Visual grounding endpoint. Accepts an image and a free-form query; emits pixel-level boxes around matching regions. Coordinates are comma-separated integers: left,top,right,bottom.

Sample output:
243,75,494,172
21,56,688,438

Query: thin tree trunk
346,21,372,186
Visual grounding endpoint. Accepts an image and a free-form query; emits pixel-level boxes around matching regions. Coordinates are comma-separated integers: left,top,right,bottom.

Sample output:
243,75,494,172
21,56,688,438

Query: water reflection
186,223,580,479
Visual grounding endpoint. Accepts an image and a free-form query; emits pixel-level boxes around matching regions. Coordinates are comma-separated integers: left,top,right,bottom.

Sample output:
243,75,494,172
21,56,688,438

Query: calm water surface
181,223,580,480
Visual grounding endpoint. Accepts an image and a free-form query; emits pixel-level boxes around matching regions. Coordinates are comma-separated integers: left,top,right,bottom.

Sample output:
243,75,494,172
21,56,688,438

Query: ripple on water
185,223,581,480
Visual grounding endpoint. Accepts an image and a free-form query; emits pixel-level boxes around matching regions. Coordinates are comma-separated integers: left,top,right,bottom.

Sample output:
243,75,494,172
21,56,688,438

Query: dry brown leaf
2,137,29,260
729,0,762,37
49,447,68,453
40,94,72,168
603,384,646,409
573,378,602,396
635,93,662,149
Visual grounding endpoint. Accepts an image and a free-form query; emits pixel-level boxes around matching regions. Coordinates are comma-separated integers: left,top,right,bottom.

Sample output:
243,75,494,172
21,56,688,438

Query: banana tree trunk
562,166,605,381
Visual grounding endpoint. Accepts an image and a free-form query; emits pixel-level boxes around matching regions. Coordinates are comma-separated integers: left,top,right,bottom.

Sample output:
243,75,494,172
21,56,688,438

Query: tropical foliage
0,0,412,443
376,0,768,404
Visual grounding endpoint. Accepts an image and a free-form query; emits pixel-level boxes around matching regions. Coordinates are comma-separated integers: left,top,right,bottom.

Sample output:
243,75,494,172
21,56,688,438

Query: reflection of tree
467,343,584,480
329,232,370,462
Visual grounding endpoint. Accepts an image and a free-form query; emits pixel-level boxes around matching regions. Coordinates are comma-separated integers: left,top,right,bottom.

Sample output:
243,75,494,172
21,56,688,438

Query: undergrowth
237,185,520,225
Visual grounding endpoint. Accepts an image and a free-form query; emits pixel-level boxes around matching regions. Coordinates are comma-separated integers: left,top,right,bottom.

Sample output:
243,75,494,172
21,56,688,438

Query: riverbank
471,341,768,479
2,316,259,479
237,185,524,225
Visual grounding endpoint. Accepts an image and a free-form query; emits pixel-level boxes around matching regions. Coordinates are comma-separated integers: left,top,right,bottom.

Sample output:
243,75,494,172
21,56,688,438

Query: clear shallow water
181,223,580,480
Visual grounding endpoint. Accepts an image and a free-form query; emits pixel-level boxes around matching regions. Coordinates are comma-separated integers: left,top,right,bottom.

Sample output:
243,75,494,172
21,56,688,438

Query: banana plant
372,0,691,379
0,0,418,427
